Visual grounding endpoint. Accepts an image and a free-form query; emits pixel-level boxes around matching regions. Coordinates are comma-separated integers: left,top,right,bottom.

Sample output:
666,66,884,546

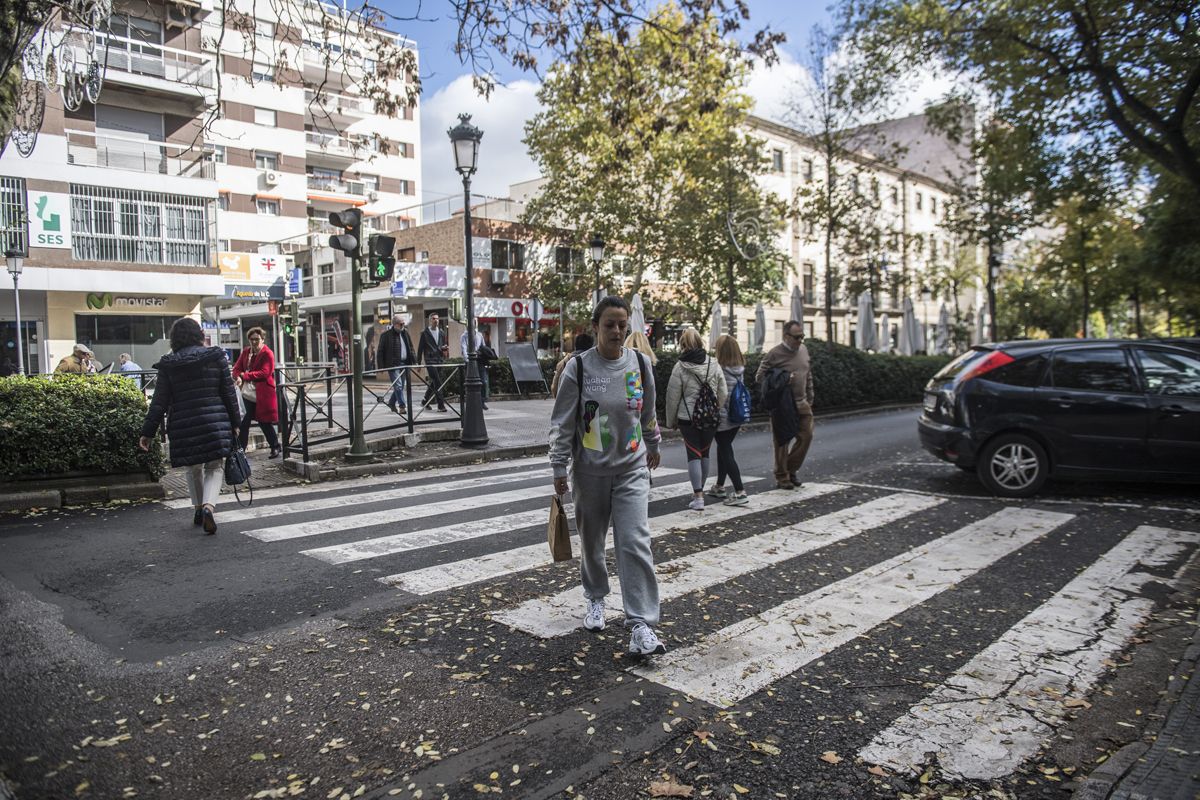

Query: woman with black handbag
139,317,241,535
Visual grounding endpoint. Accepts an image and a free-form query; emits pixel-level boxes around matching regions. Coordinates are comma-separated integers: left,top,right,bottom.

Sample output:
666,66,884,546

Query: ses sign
28,191,72,249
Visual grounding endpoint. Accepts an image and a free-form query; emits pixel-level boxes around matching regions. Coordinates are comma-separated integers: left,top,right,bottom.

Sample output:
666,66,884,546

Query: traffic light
329,208,363,257
366,233,396,284
280,307,294,336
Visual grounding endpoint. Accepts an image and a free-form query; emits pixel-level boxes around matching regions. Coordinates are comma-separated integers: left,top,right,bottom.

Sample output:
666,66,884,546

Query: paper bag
547,493,575,562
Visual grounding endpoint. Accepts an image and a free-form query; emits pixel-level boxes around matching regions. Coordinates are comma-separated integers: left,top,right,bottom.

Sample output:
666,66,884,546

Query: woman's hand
647,452,661,470
553,476,569,496
138,436,151,452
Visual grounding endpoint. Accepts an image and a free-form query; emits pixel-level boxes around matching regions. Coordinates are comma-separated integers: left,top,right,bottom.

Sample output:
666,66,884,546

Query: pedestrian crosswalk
168,458,1200,783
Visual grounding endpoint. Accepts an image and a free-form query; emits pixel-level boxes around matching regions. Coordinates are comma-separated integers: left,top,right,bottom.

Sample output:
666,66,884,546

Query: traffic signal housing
329,208,363,257
367,233,396,284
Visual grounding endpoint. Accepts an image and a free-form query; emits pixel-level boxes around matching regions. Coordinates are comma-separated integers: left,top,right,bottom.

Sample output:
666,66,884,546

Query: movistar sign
86,293,168,309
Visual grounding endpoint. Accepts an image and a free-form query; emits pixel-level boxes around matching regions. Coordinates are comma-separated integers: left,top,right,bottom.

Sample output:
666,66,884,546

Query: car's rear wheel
976,434,1049,498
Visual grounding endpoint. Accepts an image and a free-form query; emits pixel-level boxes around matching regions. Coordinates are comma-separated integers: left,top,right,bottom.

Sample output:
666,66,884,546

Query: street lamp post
589,234,605,305
5,248,24,375
448,113,488,448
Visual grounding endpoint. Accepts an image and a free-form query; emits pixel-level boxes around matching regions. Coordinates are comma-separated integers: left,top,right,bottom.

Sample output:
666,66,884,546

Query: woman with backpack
665,328,727,511
707,334,751,506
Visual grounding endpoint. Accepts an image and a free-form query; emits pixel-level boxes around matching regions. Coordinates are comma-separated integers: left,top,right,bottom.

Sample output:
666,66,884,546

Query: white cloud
420,76,543,204
745,51,809,124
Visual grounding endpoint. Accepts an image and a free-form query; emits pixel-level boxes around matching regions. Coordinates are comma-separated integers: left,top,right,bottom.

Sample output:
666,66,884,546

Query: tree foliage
520,4,787,329
841,0,1200,194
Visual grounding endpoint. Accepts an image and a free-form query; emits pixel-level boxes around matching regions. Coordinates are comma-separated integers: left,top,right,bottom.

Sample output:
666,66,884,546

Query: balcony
71,31,216,101
305,130,374,164
66,129,216,179
306,174,365,196
303,89,373,123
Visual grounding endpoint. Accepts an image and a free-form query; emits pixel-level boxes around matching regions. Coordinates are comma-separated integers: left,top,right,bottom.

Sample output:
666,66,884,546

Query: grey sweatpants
573,467,660,628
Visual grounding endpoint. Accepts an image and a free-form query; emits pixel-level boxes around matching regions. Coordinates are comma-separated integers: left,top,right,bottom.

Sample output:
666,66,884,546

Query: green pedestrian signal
370,256,396,283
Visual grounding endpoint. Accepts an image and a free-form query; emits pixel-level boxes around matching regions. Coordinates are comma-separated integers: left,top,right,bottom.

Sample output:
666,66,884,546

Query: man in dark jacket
376,315,415,413
755,320,815,489
417,312,449,412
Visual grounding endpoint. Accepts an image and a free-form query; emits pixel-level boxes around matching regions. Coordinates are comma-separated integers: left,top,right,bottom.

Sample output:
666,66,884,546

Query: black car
918,339,1200,497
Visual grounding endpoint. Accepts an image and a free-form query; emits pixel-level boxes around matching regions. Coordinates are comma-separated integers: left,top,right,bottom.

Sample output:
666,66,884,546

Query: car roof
982,338,1200,356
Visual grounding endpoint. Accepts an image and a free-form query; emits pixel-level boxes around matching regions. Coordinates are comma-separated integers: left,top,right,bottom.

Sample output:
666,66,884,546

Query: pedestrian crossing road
145,455,1200,785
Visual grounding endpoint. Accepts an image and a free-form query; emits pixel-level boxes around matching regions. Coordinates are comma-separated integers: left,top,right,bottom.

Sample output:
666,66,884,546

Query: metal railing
305,130,372,157
276,363,465,462
303,89,373,116
306,175,365,195
66,129,216,179
88,31,216,89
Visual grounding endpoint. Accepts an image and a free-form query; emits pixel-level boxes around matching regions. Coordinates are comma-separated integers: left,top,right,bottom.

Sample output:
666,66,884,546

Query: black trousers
238,399,281,451
422,363,447,409
714,427,744,492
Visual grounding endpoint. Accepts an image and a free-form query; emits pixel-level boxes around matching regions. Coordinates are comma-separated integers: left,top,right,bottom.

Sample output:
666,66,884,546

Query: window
217,193,230,211
929,239,938,262
318,260,335,295
251,65,275,83
914,191,923,211
213,144,226,164
802,159,813,182
0,176,28,255
771,148,785,173
71,184,208,266
555,245,584,275
803,220,815,237
1051,348,1135,393
850,174,860,195
1136,349,1200,396
913,233,924,256
398,179,412,195
987,355,1048,387
802,264,815,305
254,108,277,126
359,174,379,193
254,151,278,170
256,198,280,215
218,238,231,251
491,239,526,270
930,196,937,215
890,186,899,206
258,243,280,255
253,18,274,37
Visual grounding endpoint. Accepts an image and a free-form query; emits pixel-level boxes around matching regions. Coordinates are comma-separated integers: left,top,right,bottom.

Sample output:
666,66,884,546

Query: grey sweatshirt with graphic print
548,348,661,478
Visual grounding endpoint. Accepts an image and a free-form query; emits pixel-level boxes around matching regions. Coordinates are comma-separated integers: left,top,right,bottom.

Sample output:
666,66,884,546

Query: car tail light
960,351,1014,383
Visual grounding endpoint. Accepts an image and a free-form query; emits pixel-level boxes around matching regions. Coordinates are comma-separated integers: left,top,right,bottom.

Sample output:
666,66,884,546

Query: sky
372,0,945,203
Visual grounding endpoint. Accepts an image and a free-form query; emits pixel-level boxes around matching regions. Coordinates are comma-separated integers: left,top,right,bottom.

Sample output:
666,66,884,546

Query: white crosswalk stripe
302,470,717,565
380,482,846,595
492,492,945,637
162,454,553,509
629,507,1077,707
859,524,1200,781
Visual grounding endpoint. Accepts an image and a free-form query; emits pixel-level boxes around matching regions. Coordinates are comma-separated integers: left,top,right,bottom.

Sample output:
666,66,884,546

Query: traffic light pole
348,247,369,458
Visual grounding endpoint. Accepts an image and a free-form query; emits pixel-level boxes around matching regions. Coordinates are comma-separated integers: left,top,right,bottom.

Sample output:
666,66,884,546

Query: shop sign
218,252,288,285
471,237,492,269
27,190,72,249
85,293,169,309
224,283,285,300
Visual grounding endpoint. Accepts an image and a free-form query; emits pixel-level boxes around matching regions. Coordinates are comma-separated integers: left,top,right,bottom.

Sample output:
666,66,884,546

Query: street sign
392,280,406,298
287,269,301,295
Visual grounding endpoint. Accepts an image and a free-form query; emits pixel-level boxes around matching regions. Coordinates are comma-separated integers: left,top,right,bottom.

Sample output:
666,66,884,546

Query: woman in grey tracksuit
548,296,666,656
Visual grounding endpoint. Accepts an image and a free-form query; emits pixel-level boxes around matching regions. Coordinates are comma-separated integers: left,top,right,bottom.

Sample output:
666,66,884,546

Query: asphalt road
1,407,1197,800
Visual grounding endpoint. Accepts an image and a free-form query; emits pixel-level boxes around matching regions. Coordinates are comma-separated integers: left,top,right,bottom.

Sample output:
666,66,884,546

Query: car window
933,349,989,381
1136,349,1200,397
1051,348,1136,393
986,354,1048,387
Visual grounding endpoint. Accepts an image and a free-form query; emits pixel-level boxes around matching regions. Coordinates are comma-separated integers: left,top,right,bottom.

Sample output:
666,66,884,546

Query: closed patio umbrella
935,303,952,354
856,291,878,351
790,285,804,326
899,296,919,356
879,312,892,353
630,293,646,337
753,302,766,352
709,299,722,350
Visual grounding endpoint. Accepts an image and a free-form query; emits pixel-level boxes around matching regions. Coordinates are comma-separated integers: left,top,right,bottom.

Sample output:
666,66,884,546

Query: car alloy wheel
977,433,1049,498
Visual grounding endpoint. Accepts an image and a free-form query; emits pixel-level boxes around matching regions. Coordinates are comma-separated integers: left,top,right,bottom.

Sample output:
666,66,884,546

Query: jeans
422,363,447,410
387,367,408,408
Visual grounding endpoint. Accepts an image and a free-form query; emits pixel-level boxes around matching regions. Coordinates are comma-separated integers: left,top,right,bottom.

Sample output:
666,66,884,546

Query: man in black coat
376,315,415,413
417,311,449,412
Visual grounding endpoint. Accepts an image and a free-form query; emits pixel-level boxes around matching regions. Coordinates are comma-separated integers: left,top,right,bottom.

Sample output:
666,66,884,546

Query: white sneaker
583,598,606,631
628,623,666,655
688,496,704,511
706,485,726,499
723,493,749,507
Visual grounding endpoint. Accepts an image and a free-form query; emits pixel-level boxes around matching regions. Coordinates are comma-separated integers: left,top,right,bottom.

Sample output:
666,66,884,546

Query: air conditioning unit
166,3,195,29
263,170,279,186
367,190,379,202
491,268,510,285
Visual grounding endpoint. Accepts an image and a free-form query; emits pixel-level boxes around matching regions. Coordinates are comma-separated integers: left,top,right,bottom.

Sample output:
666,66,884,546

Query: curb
287,443,551,482
0,481,164,513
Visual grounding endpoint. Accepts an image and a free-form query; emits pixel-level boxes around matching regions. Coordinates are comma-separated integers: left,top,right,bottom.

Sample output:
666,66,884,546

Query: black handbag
224,446,253,506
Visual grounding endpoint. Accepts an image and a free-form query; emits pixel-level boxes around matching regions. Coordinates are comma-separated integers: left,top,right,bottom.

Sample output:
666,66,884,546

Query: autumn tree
520,4,787,329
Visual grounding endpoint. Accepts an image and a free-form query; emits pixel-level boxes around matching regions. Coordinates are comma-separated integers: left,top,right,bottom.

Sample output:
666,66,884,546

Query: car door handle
1161,404,1190,415
1051,395,1075,407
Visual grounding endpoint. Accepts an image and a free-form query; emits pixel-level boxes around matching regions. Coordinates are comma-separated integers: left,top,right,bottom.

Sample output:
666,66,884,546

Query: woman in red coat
232,326,281,458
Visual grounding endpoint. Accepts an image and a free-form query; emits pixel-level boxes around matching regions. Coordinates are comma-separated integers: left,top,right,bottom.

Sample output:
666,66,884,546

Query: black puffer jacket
141,346,241,467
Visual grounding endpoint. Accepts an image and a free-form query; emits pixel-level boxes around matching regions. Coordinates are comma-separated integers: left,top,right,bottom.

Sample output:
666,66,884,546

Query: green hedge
464,339,949,413
0,375,166,481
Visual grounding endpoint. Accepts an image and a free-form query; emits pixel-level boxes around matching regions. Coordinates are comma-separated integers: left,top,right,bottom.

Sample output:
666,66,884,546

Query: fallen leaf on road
820,751,842,764
867,765,888,777
648,779,694,797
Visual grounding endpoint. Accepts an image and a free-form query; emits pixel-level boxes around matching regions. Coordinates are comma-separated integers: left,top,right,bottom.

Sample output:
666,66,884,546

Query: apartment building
0,0,420,372
748,112,978,351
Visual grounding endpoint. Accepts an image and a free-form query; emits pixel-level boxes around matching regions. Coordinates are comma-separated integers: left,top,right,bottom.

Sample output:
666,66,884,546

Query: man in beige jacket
755,320,815,489
55,343,96,374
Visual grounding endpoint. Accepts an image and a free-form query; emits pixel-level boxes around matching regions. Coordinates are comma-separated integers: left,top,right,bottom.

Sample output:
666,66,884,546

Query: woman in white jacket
665,328,727,510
